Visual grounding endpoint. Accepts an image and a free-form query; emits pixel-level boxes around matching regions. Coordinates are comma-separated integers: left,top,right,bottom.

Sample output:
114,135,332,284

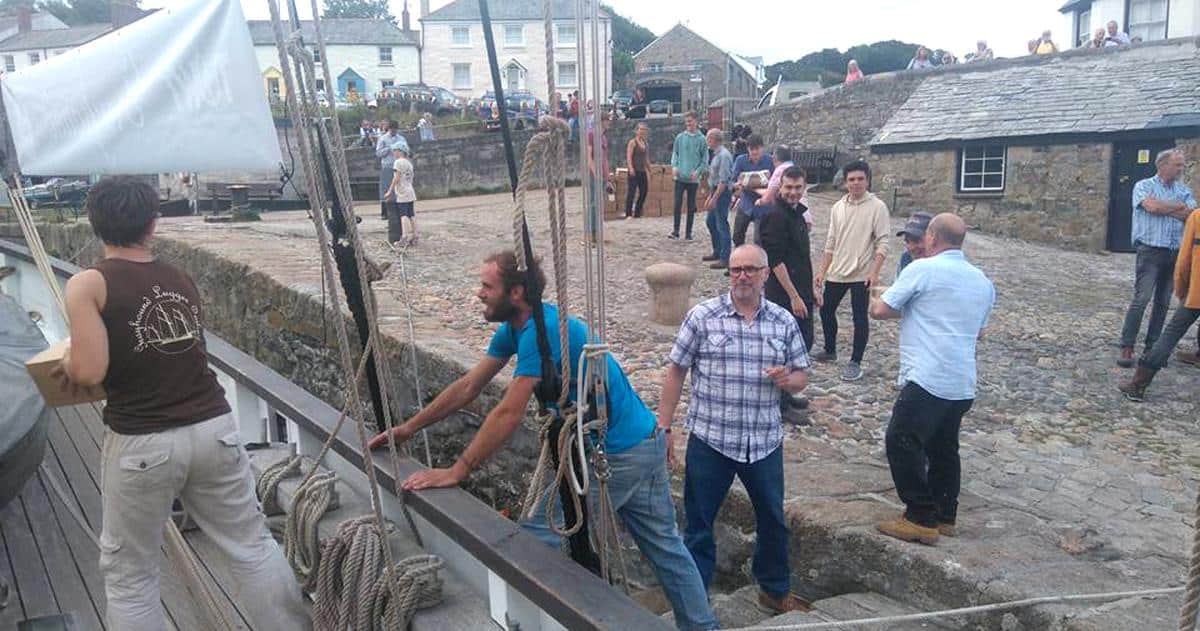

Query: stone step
248,446,494,631
754,591,957,630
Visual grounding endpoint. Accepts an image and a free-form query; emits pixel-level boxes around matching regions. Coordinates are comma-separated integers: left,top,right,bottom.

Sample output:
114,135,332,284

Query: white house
420,0,611,102
0,6,141,73
1061,0,1200,47
247,19,420,101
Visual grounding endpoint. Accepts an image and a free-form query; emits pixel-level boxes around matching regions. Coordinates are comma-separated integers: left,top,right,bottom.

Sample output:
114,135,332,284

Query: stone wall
345,116,687,199
872,142,1113,251
738,72,925,156
0,221,539,510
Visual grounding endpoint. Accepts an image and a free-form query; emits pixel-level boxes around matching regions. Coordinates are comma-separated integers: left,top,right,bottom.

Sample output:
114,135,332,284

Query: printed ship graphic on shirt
130,285,202,354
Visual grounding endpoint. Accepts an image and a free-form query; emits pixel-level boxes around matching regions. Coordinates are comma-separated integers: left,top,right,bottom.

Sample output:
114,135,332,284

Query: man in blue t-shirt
368,251,716,631
731,134,776,248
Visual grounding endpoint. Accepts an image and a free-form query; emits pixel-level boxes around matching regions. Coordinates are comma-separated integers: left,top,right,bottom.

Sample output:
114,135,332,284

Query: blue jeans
684,434,790,598
523,432,717,631
705,189,733,262
1119,243,1177,350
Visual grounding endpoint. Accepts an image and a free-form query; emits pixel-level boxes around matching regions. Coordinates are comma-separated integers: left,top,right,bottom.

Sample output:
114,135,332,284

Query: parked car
647,99,671,115
611,90,633,111
24,177,89,208
378,84,437,112
428,86,463,114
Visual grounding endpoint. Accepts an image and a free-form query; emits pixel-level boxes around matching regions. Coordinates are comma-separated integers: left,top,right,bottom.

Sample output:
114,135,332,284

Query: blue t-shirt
732,153,776,218
485,303,654,454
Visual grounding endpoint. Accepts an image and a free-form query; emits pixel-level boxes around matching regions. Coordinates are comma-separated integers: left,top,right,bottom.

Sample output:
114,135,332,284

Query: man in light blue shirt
703,128,735,268
1117,149,1196,367
869,213,995,545
375,119,407,218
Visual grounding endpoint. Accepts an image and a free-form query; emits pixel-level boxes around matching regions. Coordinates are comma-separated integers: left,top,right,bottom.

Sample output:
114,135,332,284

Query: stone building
630,23,761,113
1061,0,1200,49
420,0,611,102
742,39,1200,253
248,19,420,101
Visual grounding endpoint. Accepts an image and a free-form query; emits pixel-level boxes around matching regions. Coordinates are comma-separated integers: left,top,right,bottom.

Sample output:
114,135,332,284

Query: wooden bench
206,182,281,208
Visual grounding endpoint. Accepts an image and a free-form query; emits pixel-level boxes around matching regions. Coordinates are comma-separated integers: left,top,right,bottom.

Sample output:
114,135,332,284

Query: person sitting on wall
367,252,719,631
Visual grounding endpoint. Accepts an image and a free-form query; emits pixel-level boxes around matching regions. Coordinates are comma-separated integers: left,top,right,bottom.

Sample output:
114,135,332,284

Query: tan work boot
758,590,810,614
937,522,957,537
1177,350,1200,367
876,516,940,545
1116,346,1135,368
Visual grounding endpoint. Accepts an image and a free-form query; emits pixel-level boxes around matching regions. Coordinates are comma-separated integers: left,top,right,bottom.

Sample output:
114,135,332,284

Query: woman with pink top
845,59,864,84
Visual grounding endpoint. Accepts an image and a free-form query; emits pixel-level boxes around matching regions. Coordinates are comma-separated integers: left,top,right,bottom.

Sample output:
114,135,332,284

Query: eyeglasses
729,266,765,277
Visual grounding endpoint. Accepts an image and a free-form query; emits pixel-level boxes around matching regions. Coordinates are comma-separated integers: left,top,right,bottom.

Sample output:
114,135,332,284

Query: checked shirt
668,293,810,463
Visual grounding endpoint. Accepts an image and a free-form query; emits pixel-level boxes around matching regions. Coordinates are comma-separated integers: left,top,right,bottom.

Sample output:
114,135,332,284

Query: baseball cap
897,211,932,239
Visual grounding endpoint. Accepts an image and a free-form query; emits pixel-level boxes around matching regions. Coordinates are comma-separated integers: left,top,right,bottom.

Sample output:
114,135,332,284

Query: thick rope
1179,484,1200,629
311,515,444,631
266,4,437,627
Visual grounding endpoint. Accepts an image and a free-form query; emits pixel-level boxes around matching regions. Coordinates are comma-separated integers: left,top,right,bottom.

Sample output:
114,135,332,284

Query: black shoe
685,235,694,241
667,233,679,240
813,351,837,363
702,254,719,262
709,260,728,269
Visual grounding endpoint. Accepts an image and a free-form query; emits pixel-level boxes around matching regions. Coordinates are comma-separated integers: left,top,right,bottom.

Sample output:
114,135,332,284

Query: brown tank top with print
630,138,650,172
92,258,229,434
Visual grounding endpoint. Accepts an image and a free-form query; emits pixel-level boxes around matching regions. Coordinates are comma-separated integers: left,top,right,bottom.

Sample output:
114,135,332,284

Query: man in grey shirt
376,119,408,218
703,128,735,269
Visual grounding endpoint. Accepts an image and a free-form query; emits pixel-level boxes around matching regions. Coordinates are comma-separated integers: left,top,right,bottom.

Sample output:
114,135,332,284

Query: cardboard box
25,339,106,407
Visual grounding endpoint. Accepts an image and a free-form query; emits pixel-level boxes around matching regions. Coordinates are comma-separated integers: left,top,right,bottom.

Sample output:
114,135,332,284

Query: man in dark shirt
731,135,776,247
760,166,816,412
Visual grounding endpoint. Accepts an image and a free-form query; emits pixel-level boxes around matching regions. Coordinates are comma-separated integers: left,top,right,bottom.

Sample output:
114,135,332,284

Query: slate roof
872,41,1200,148
246,19,418,46
422,0,609,22
0,23,111,52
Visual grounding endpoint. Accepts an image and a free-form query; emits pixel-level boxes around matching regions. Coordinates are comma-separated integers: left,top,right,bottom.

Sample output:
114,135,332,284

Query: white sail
1,0,282,175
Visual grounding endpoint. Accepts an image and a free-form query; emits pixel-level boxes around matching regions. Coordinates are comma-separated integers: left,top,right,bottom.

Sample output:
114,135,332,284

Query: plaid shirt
1132,175,1197,249
668,293,810,463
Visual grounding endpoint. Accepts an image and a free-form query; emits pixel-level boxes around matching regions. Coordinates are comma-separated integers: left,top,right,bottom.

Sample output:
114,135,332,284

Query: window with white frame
503,24,524,46
28,52,39,65
452,63,471,89
451,26,470,46
379,46,393,65
557,62,577,87
1074,5,1091,47
648,62,663,73
1128,0,1168,42
556,24,576,46
381,79,394,89
959,146,1006,192
315,78,325,91
312,46,321,63
2,55,13,72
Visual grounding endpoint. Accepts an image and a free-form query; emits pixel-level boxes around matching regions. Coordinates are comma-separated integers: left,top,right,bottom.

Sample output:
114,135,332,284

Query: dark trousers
1119,243,1177,351
672,181,699,238
625,171,649,217
1143,306,1200,370
885,382,974,527
819,281,870,362
386,202,413,244
378,166,393,218
768,294,815,353
705,189,733,262
732,208,758,246
684,434,789,598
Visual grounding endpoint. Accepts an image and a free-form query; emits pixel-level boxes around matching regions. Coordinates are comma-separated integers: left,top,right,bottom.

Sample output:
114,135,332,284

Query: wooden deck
0,403,253,630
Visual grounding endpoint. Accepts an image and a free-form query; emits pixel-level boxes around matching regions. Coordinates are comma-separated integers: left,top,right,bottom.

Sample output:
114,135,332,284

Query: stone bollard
644,262,696,326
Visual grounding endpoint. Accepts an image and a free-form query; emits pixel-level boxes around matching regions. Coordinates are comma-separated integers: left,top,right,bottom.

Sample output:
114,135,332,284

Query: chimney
402,0,410,30
420,0,430,20
16,6,31,35
110,1,143,29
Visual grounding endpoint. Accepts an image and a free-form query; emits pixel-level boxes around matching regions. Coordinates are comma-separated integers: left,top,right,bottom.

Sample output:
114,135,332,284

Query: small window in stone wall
959,145,1005,192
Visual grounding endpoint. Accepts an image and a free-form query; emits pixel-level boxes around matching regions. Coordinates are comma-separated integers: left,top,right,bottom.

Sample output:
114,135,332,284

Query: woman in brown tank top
59,177,308,630
624,122,651,218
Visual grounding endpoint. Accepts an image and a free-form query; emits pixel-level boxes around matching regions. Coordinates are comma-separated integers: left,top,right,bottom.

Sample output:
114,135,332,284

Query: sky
165,0,1072,65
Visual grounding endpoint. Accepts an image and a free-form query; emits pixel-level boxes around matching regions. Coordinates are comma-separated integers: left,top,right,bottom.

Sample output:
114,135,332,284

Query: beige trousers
99,413,310,630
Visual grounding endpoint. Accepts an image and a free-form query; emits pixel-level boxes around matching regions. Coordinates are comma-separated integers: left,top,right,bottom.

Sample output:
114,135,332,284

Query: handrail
0,237,670,630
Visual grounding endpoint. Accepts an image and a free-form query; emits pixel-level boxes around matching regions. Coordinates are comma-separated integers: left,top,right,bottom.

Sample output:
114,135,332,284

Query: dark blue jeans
1119,243,1177,351
705,189,733,262
684,434,789,598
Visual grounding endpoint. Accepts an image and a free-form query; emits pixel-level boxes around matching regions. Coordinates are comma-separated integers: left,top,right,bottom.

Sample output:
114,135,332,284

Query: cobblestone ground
157,188,1200,626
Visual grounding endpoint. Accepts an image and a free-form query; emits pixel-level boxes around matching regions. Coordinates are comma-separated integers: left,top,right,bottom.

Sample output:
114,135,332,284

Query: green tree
602,4,654,90
323,0,393,23
765,40,950,88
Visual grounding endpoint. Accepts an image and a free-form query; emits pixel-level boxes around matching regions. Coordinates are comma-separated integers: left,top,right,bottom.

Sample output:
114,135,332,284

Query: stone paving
150,188,1200,629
